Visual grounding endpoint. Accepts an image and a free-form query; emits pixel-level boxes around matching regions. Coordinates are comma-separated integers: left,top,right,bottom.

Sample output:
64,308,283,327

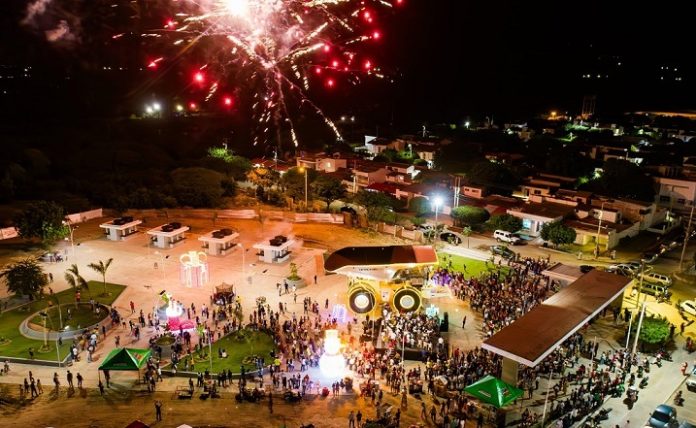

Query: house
655,176,696,209
589,197,667,231
506,202,575,236
385,162,418,185
564,217,638,251
554,189,593,205
517,173,576,198
395,183,453,215
352,162,388,190
461,184,488,199
296,152,348,173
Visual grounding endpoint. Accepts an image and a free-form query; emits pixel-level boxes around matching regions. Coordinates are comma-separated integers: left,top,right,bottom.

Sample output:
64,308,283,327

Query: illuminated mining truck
324,245,438,314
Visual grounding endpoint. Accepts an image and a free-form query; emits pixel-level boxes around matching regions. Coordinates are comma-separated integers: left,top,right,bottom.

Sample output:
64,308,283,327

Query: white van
638,271,673,287
493,230,521,244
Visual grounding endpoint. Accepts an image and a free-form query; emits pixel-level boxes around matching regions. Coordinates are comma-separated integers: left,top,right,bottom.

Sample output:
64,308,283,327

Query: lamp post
594,202,605,259
298,167,308,210
433,196,443,229
62,219,77,256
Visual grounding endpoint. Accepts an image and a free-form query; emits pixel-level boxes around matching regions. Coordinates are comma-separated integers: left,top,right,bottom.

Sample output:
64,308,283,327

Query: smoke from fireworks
137,0,402,147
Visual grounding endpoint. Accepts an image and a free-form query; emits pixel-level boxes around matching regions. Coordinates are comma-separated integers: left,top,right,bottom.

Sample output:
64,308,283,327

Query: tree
540,221,577,248
311,175,346,211
280,167,318,202
592,158,655,201
13,201,69,243
64,264,90,302
353,190,400,222
87,258,113,295
488,214,523,233
632,316,670,347
468,161,518,195
450,206,490,227
409,196,431,217
0,258,47,299
170,167,225,207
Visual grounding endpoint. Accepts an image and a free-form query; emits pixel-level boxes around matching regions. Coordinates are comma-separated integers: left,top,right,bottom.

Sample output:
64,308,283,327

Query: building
506,202,575,236
352,162,388,190
296,152,348,173
147,222,189,249
99,217,141,241
655,176,696,209
253,235,294,264
199,228,239,256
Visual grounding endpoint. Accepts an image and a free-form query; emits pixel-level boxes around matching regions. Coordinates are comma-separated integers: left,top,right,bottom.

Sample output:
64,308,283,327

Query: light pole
679,204,695,271
594,202,605,259
298,167,308,210
433,196,443,229
62,219,77,256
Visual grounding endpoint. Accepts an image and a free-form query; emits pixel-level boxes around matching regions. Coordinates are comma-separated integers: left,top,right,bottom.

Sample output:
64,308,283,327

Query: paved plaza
0,215,695,428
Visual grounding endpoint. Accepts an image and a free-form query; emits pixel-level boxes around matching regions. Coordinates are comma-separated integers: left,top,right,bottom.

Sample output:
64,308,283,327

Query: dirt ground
2,385,431,428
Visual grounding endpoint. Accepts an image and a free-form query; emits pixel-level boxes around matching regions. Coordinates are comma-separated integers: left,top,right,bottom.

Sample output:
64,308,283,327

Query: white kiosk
147,222,189,249
99,217,142,241
198,229,239,256
253,235,294,264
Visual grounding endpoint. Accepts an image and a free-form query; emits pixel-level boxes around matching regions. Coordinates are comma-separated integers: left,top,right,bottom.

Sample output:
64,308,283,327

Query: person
130,301,135,314
154,400,163,421
348,410,355,428
76,372,83,389
314,275,317,284
268,392,273,414
53,372,60,390
462,316,467,329
36,379,43,394
98,380,104,395
356,410,362,428
66,370,74,388
681,362,688,376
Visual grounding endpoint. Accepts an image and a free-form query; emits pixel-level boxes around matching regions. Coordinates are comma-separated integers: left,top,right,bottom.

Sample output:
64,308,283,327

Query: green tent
464,375,523,408
99,348,152,371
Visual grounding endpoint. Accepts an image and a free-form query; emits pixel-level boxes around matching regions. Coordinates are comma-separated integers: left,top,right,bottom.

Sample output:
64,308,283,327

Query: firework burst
141,0,402,147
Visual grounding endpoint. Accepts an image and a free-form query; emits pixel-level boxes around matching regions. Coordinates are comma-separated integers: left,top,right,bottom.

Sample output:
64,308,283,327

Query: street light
298,167,308,210
433,196,443,229
62,219,76,256
594,202,605,259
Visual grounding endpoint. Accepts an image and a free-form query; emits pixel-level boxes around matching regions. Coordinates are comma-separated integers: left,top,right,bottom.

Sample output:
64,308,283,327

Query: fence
0,208,104,240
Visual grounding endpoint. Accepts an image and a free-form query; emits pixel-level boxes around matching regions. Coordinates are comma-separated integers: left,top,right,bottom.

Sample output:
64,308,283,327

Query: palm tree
87,258,113,296
0,258,47,300
64,264,90,305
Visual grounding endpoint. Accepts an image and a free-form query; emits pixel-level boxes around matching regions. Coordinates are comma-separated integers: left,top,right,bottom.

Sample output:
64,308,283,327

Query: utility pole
594,202,605,259
679,204,695,271
635,259,646,309
632,302,647,355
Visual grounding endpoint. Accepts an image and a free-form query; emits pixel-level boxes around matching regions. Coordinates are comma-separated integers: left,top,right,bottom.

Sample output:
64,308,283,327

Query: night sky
1,0,695,126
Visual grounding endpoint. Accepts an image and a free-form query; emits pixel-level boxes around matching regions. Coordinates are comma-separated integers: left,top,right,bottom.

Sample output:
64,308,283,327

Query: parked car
680,300,696,317
490,245,516,260
625,261,643,271
647,404,678,428
493,230,521,244
678,422,696,428
639,271,673,287
633,282,672,299
440,232,462,245
606,266,634,277
687,366,696,392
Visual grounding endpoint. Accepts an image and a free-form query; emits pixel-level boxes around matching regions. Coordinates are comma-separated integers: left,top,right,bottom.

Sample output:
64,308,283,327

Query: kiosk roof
482,269,631,367
325,245,437,272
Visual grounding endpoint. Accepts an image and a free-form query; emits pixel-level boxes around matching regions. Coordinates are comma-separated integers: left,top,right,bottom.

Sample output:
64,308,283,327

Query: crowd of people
433,256,556,338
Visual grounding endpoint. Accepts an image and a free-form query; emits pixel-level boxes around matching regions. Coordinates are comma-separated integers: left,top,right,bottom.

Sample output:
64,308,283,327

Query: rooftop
509,202,574,219
482,269,632,367
325,245,438,272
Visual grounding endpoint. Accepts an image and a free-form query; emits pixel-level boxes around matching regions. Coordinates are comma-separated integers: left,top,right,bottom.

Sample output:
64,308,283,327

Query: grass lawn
0,281,125,361
30,303,106,332
437,253,509,278
179,329,275,374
